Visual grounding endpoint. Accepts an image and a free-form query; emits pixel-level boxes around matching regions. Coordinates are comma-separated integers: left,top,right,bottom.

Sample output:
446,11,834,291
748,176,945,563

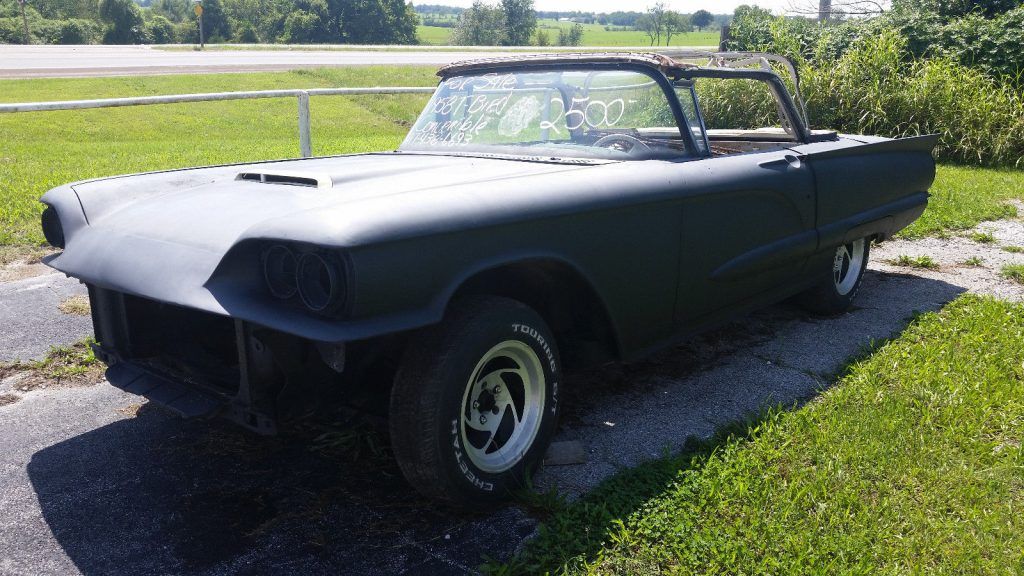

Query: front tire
389,296,561,504
798,237,870,315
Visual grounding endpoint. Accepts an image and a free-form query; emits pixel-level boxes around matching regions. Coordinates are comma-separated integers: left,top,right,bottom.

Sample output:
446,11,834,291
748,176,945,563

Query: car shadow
26,270,966,575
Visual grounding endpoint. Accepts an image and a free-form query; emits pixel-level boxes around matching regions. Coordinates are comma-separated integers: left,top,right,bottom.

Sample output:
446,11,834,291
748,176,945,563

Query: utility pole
194,2,204,49
818,0,832,22
18,0,30,45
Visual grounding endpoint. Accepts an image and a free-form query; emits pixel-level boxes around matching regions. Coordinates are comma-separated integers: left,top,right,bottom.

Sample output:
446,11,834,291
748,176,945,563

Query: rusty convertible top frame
437,50,811,129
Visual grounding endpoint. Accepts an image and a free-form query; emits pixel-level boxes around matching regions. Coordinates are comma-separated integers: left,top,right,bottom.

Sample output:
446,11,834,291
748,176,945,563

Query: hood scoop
236,170,333,189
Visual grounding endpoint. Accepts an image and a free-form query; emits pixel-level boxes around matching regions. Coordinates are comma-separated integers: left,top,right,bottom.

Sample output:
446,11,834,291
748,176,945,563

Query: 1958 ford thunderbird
39,52,937,504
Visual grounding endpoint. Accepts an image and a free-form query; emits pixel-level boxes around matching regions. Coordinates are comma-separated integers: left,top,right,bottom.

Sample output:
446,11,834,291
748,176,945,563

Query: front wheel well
449,260,620,371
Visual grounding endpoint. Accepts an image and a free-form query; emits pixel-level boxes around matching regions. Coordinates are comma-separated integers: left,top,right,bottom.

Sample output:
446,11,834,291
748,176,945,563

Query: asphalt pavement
0,45,531,79
0,270,91,362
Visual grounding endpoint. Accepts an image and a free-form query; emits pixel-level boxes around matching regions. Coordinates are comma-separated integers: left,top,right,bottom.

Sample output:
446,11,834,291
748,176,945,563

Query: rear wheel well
449,260,619,371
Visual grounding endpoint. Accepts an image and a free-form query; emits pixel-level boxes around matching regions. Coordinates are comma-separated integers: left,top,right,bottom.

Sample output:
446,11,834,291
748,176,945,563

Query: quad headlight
262,244,297,299
296,252,338,312
41,205,65,249
262,244,345,314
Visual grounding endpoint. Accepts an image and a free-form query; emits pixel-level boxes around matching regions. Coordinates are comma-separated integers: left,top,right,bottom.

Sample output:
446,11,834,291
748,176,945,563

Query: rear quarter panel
794,135,937,247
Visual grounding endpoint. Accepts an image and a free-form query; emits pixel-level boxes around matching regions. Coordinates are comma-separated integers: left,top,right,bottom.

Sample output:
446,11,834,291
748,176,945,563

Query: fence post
297,91,312,158
719,25,731,52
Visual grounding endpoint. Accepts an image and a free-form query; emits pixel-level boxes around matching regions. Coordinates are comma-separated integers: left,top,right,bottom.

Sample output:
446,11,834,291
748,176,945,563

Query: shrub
0,16,101,44
56,19,102,44
935,7,1024,82
99,0,149,44
146,15,175,44
802,32,1024,166
234,22,260,43
0,17,23,43
173,20,198,43
713,28,1024,167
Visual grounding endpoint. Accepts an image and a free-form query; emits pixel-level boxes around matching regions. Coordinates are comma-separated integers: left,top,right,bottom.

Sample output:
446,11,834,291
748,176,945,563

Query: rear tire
389,296,561,504
798,238,870,315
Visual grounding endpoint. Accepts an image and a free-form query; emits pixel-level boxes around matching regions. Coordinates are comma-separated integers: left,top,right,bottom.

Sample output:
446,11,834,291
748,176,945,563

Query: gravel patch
872,216,1024,302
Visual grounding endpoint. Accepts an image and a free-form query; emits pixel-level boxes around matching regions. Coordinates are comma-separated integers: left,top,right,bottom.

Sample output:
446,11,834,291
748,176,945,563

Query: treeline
448,2,724,47
533,10,725,28
0,0,419,44
722,0,1024,166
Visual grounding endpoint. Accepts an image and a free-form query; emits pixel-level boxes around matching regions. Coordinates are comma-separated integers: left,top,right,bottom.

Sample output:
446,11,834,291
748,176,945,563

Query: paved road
0,45,526,79
0,45,521,79
0,263,969,575
0,45,720,80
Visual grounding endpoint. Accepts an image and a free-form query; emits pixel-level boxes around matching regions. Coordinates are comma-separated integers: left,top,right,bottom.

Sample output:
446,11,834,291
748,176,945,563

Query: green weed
1000,264,1024,284
890,254,940,269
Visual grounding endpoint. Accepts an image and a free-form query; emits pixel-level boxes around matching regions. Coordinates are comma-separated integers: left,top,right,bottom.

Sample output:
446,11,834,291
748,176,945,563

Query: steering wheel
593,133,652,155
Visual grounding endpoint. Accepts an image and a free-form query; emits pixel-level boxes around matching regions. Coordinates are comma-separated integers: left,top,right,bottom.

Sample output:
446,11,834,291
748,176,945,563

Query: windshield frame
402,62,704,161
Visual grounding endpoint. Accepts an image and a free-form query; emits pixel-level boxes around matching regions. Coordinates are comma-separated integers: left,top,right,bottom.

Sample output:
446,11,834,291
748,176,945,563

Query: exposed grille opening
235,171,331,188
123,294,241,395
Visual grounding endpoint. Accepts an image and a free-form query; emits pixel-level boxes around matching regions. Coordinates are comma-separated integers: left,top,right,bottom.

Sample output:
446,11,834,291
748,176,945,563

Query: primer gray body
40,53,937,423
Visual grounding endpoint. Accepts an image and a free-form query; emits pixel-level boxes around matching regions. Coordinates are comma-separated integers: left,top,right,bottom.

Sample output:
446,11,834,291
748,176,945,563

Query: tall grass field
1,67,1022,246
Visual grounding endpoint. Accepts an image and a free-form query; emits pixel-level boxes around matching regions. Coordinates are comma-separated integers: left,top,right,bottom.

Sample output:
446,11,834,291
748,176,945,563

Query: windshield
400,69,693,161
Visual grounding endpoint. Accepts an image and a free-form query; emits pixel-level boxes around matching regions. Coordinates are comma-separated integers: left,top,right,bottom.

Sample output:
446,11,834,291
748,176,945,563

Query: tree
222,0,291,44
691,8,713,30
663,11,689,44
892,0,1021,19
641,3,667,45
198,0,231,41
785,0,886,19
450,0,505,45
17,0,30,44
336,0,418,45
557,21,582,45
146,13,175,42
501,0,535,45
150,0,190,21
282,0,334,42
534,27,549,45
98,0,148,43
235,21,259,42
636,13,657,45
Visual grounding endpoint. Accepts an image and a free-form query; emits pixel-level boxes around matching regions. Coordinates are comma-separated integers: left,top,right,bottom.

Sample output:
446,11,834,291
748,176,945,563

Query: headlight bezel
262,244,298,300
41,205,65,249
260,242,350,316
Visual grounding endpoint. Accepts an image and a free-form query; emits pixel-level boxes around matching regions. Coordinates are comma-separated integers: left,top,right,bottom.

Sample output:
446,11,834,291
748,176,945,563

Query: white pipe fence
0,86,437,158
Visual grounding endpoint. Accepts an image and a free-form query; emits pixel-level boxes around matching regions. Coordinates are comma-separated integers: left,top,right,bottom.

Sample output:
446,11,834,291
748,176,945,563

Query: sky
425,0,796,14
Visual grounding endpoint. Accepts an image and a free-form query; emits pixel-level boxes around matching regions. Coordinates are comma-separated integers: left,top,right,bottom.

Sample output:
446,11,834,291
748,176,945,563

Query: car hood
63,152,594,253
42,152,603,313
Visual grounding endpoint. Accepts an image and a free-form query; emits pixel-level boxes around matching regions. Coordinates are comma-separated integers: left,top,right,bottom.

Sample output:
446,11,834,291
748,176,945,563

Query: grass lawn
2,70,1022,246
415,21,719,47
0,67,436,245
417,25,454,46
497,294,1024,574
899,164,1024,239
534,20,719,47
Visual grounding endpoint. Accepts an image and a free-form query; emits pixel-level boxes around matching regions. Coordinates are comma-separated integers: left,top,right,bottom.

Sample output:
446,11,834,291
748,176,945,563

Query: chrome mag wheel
833,238,866,296
460,340,545,474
